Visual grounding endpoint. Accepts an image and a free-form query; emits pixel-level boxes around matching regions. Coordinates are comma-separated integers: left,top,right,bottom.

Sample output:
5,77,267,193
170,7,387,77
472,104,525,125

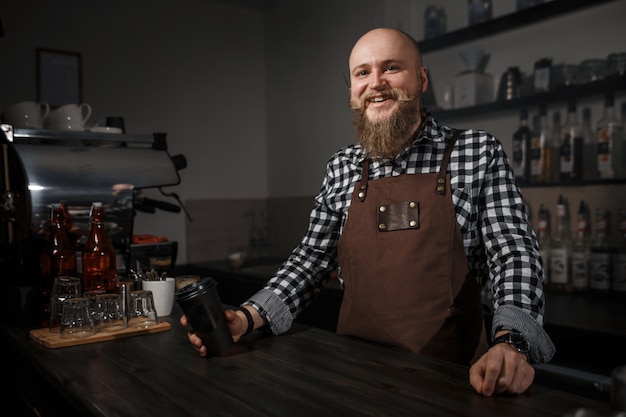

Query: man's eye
356,70,368,77
385,65,397,72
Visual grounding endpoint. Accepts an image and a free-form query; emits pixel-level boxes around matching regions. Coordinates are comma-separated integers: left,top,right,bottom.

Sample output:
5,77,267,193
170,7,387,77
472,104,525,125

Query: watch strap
236,306,254,336
492,331,530,355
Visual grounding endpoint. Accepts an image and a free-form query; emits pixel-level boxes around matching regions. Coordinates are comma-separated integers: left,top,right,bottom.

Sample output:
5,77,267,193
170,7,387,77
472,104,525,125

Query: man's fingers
470,344,535,397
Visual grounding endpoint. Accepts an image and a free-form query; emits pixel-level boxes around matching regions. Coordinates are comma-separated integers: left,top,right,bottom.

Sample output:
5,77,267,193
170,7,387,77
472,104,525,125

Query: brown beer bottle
82,202,116,292
40,204,78,325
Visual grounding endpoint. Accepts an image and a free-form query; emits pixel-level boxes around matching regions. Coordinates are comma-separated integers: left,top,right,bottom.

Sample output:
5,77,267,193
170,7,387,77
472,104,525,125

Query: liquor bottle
571,201,591,291
547,195,572,291
551,111,561,182
589,207,612,292
559,100,584,181
512,107,533,184
424,6,446,39
468,0,492,25
536,203,552,282
612,208,626,294
582,107,597,181
597,94,625,179
40,203,78,325
530,105,554,183
82,202,116,292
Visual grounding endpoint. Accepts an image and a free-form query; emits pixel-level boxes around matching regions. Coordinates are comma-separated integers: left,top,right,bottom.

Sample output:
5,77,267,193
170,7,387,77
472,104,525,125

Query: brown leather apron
336,131,488,365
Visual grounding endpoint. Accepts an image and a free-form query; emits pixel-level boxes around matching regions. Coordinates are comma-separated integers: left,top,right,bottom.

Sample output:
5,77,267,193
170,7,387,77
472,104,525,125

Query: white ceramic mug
141,278,175,317
1,101,50,128
45,103,92,131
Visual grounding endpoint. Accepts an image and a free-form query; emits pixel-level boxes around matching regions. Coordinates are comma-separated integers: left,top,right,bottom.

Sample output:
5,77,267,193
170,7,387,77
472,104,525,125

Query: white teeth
371,97,385,102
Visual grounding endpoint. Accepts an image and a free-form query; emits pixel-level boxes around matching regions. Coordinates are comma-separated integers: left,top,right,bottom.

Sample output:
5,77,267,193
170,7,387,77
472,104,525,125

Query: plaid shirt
248,111,554,363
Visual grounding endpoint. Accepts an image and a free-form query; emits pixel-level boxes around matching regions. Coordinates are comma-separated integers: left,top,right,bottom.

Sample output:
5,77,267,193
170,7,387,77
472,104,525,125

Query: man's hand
179,309,248,357
469,341,535,396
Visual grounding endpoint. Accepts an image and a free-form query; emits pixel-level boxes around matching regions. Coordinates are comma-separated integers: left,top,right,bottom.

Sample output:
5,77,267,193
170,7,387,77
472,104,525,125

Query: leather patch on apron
377,201,419,231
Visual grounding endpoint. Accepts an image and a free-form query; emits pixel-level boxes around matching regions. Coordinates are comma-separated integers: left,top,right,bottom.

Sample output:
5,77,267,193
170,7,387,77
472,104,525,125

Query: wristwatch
492,332,531,356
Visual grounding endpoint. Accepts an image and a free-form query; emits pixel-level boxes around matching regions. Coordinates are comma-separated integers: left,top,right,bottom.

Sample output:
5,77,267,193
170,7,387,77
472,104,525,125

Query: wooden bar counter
0,304,613,417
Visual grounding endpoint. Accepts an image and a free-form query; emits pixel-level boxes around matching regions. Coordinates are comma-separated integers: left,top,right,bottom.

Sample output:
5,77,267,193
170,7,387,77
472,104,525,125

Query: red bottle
82,203,116,292
40,204,78,325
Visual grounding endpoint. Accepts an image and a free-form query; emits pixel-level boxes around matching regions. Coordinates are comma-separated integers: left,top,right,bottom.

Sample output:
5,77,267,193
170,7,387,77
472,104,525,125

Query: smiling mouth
368,94,395,104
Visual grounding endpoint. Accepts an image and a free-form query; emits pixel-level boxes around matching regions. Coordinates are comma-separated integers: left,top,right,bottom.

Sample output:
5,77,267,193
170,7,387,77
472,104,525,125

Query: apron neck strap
358,129,462,201
435,129,461,195
358,158,370,202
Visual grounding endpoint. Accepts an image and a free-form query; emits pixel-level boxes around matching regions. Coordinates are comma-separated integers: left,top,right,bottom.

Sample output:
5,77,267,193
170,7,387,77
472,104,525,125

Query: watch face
509,333,530,353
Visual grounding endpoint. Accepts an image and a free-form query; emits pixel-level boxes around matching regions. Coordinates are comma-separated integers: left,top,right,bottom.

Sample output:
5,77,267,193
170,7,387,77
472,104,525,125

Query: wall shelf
520,178,626,189
418,0,619,54
430,75,626,120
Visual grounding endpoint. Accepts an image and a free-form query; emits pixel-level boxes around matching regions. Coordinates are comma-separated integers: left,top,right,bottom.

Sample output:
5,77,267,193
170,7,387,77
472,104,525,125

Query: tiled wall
185,196,314,263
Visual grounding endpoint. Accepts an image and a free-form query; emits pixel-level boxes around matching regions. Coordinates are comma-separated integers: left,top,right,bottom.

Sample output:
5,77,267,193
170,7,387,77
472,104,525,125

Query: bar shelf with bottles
512,92,625,188
537,197,626,296
418,0,618,54
431,74,626,121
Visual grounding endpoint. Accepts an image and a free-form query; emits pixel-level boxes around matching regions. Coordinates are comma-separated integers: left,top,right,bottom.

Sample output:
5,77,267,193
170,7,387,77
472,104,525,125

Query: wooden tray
30,321,171,348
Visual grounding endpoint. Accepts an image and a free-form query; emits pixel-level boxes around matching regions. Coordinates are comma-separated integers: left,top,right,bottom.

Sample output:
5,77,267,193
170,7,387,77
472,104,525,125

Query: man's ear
343,72,351,88
421,66,429,93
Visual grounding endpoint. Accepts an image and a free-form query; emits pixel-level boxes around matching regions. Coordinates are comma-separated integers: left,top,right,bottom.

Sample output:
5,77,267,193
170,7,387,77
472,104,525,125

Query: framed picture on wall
36,48,82,108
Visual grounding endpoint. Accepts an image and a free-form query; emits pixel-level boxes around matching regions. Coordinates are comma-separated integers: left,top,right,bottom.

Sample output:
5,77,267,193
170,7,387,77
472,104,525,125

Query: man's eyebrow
351,59,404,72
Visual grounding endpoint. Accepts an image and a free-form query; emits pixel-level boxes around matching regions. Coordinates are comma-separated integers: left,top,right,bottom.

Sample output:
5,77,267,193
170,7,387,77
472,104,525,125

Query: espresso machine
0,124,187,325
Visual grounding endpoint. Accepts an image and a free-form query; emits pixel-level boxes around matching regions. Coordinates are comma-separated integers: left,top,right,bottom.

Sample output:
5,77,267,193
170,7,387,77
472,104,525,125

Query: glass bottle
530,105,553,183
424,6,446,39
589,207,612,292
597,93,625,179
551,110,561,182
536,203,552,282
512,107,533,184
40,203,78,325
547,195,572,291
582,107,598,181
571,201,591,291
82,202,116,292
559,100,584,181
468,0,492,25
611,208,626,294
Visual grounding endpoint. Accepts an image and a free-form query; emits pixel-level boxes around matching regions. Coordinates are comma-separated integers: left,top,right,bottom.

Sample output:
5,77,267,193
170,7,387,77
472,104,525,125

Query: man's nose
369,70,388,89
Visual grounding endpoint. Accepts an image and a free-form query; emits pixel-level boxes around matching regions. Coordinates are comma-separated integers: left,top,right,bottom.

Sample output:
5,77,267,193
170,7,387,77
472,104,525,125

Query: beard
351,89,421,161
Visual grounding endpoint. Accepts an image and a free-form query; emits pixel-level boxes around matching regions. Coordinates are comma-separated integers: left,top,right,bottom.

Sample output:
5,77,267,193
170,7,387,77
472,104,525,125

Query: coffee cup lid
175,277,217,301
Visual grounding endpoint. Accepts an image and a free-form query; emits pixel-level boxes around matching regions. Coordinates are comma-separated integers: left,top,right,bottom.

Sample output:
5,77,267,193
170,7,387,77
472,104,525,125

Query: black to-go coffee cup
175,277,233,356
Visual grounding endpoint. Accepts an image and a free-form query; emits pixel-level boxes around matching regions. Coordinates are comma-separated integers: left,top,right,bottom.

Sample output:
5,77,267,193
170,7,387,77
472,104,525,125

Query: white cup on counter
141,278,175,317
1,100,50,128
44,103,92,131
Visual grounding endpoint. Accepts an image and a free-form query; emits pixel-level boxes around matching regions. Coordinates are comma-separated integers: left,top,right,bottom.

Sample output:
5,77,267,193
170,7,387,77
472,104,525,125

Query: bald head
349,28,422,75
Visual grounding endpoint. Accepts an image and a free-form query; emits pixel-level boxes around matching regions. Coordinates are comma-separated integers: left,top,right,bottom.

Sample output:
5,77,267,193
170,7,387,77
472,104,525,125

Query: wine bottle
547,195,572,291
571,201,590,291
530,105,554,183
582,107,597,181
82,202,117,292
559,100,584,181
589,208,612,292
611,208,626,294
536,203,552,283
40,203,78,326
512,107,533,183
597,94,625,179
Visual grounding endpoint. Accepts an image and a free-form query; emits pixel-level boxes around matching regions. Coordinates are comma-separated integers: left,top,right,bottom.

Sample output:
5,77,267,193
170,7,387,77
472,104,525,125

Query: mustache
349,89,418,110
